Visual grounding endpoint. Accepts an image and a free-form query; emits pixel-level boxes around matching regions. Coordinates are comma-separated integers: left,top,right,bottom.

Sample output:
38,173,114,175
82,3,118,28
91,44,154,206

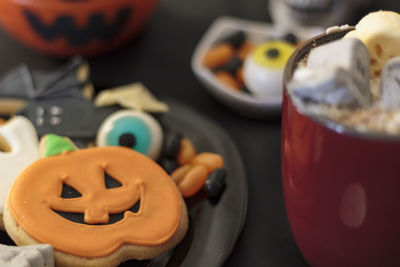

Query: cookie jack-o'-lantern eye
104,172,122,189
97,110,163,160
60,183,82,199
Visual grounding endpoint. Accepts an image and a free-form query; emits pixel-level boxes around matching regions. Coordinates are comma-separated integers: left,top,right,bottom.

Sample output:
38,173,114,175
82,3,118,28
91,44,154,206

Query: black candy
162,131,183,158
159,158,180,174
222,31,246,49
203,168,227,199
213,56,242,75
283,32,298,45
118,133,136,148
242,86,252,95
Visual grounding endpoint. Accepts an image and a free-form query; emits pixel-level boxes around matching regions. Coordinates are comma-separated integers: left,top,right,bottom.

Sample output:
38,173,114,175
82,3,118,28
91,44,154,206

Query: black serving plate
0,99,247,267
121,98,248,267
120,99,247,267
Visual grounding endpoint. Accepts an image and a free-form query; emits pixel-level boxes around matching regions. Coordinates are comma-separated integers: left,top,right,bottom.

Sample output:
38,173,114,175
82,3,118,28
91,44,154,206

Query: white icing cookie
0,116,39,218
96,110,163,160
0,244,54,267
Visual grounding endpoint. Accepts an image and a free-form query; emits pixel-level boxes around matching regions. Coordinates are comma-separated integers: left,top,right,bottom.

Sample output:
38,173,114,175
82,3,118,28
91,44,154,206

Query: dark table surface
0,0,399,266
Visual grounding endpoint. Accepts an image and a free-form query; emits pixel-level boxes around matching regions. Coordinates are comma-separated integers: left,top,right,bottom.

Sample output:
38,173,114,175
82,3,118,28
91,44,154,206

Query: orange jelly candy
202,43,235,69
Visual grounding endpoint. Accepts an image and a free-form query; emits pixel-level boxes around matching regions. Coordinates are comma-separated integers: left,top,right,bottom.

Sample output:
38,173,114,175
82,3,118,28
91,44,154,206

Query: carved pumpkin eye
97,110,163,160
0,0,160,57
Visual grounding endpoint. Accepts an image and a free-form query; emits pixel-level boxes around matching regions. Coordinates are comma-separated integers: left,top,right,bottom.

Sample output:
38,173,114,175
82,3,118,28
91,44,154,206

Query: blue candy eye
97,110,163,160
106,116,151,154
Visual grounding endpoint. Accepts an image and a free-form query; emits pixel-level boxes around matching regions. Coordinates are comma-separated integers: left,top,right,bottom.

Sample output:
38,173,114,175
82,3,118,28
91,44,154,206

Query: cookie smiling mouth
23,7,133,47
53,200,141,225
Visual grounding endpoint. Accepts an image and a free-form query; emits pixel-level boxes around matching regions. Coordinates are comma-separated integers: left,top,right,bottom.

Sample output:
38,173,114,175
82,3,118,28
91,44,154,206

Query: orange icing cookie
8,146,183,258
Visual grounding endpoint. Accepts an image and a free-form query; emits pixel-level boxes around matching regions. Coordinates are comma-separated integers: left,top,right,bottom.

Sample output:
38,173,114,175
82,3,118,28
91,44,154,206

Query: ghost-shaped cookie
0,116,39,228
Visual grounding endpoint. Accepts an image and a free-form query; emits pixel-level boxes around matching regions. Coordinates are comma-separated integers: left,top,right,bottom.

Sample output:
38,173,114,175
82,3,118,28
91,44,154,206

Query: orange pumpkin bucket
0,0,159,57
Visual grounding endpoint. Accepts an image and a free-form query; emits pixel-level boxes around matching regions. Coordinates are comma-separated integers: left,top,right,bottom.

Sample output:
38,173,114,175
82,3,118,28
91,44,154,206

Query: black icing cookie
17,98,119,147
0,56,89,101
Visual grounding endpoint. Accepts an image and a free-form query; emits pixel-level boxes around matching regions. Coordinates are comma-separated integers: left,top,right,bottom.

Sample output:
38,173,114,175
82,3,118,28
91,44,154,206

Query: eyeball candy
243,40,295,99
96,110,163,160
203,168,227,199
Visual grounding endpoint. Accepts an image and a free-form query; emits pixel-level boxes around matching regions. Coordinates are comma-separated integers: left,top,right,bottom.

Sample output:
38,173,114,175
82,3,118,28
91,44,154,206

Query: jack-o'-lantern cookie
0,116,39,229
4,134,188,267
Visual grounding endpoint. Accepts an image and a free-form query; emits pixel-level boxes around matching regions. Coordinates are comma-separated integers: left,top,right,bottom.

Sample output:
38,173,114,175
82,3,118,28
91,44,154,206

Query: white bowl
191,16,322,119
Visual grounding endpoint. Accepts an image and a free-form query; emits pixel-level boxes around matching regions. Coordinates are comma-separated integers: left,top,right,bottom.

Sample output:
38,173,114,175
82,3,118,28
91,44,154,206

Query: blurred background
0,0,399,266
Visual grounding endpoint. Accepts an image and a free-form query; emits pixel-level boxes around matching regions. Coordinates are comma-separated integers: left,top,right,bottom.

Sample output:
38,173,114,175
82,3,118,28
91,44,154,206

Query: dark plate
0,99,248,267
120,99,247,267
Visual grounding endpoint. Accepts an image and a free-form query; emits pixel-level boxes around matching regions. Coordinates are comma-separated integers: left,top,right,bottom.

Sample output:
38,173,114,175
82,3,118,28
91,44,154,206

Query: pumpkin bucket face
0,0,159,56
8,146,182,257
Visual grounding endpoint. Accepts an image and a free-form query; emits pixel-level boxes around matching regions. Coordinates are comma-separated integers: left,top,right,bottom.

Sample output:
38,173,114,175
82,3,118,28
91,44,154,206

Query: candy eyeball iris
243,40,295,98
252,41,294,69
97,110,163,160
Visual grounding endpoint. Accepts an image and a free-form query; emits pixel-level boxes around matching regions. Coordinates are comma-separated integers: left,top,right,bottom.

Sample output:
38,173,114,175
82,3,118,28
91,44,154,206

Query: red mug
282,29,400,267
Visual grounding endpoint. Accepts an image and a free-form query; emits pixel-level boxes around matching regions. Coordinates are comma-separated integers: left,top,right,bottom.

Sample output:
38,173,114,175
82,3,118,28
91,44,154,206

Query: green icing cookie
44,134,76,157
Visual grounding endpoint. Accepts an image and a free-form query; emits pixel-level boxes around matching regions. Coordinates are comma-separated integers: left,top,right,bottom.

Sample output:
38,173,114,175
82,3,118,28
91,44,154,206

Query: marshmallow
344,11,400,78
380,57,400,110
0,244,54,267
289,65,372,107
289,38,372,107
307,38,370,83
